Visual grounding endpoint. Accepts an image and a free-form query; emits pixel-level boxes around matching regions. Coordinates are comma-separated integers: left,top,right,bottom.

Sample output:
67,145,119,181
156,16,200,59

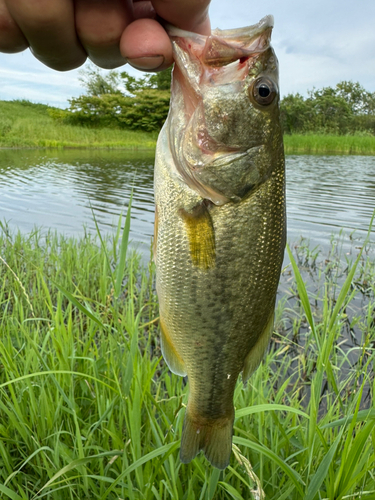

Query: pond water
0,149,374,255
1,148,375,381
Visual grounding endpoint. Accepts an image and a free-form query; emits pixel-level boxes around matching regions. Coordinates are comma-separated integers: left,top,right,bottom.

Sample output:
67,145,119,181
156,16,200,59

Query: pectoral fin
242,312,274,384
160,317,187,377
179,202,215,270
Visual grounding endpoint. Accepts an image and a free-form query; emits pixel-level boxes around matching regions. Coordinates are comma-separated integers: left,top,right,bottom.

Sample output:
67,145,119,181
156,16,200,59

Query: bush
280,81,375,135
61,89,170,132
50,68,172,132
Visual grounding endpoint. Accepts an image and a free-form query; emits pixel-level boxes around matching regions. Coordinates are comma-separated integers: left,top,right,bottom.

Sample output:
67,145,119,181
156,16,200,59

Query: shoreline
283,133,375,155
2,99,375,155
0,135,374,155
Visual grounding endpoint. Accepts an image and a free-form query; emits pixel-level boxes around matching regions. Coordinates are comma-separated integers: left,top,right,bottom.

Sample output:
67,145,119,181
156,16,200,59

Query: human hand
0,0,211,71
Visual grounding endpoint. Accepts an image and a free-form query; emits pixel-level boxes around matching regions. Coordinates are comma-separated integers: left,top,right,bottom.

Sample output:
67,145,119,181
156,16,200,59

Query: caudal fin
180,407,234,469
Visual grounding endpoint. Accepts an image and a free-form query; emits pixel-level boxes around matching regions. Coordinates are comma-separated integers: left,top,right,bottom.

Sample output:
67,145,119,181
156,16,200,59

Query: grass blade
0,484,24,500
99,442,179,500
35,451,122,496
114,190,133,299
233,436,305,495
235,403,309,421
286,244,318,347
304,426,345,500
53,280,106,329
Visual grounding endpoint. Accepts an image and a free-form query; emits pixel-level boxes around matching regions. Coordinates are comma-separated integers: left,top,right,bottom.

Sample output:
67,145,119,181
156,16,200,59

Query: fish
153,15,286,469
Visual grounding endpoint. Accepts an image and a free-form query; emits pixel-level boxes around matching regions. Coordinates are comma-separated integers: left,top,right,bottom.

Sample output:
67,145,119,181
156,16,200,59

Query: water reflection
0,149,155,253
286,155,375,248
0,150,374,254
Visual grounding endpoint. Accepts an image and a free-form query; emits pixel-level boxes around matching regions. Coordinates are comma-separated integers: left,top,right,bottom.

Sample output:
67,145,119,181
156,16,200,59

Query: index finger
151,0,211,35
121,0,211,71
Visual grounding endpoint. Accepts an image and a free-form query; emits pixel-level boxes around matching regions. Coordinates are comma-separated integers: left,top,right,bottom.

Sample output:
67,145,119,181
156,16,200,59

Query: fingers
152,0,211,35
121,18,173,71
0,0,212,72
4,0,86,70
74,0,133,69
133,1,156,21
0,0,28,53
122,0,211,72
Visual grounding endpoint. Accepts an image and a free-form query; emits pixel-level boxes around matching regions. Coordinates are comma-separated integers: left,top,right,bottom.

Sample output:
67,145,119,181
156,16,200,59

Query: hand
0,0,211,71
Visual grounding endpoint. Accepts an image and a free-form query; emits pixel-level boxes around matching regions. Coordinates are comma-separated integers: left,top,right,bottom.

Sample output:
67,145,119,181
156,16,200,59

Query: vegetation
280,81,375,135
1,215,375,499
49,66,172,132
1,71,375,152
283,133,375,155
58,70,375,138
0,100,157,149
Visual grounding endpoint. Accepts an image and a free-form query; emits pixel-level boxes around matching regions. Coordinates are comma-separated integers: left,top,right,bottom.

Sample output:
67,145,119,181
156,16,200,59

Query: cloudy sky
0,0,374,108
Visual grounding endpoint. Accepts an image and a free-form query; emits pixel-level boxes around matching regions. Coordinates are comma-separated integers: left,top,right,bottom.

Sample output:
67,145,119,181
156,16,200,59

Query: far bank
1,100,375,155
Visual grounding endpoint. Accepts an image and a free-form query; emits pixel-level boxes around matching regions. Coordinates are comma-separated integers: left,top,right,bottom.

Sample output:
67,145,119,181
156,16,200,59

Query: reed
284,133,375,155
0,217,374,499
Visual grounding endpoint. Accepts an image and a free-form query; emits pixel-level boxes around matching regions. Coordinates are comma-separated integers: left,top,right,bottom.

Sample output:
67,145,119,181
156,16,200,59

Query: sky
0,0,374,108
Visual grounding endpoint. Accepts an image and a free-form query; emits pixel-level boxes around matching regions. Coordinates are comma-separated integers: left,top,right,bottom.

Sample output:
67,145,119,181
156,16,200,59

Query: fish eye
251,77,277,106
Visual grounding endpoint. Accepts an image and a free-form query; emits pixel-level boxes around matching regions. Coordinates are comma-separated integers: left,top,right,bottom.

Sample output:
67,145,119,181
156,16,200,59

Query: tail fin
180,407,234,469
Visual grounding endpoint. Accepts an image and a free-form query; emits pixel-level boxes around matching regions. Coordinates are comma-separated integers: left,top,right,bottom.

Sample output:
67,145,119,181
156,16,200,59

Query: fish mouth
167,17,276,205
166,15,274,50
167,15,274,68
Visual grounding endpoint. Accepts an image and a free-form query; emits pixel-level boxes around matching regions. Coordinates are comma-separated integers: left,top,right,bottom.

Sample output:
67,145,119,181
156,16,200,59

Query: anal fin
160,317,187,377
242,312,274,384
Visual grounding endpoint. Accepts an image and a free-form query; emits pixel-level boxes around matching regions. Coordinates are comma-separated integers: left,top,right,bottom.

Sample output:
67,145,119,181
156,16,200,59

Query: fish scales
154,15,286,469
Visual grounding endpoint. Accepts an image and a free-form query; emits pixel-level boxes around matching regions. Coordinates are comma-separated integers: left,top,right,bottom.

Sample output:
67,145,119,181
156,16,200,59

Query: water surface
0,149,374,254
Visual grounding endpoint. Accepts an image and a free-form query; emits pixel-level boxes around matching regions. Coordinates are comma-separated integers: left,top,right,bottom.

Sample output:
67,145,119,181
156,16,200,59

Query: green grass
1,216,375,499
2,100,375,154
0,100,157,149
284,133,375,155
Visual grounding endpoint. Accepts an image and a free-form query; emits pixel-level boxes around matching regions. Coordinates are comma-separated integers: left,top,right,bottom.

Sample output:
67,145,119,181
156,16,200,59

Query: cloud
0,0,374,106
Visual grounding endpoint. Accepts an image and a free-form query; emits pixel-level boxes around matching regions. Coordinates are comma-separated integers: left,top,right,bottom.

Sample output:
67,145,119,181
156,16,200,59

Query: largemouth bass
154,15,286,469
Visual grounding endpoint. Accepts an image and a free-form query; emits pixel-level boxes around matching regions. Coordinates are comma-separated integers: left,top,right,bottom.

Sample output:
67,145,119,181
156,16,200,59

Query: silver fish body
154,15,286,469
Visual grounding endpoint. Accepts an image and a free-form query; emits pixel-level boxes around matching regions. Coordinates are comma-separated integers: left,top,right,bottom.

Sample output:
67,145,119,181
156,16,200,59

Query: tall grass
2,100,375,153
0,217,375,499
284,133,375,155
0,100,157,149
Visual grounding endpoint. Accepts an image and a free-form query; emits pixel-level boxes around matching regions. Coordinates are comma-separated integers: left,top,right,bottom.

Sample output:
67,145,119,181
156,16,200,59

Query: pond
1,149,374,256
1,148,375,387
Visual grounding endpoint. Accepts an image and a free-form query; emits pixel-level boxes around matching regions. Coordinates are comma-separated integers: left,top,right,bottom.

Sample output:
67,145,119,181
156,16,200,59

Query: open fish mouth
165,16,279,205
166,15,274,67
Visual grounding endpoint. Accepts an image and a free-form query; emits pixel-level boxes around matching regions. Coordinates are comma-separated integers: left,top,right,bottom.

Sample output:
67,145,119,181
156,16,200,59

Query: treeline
49,66,172,132
49,66,375,135
281,82,375,135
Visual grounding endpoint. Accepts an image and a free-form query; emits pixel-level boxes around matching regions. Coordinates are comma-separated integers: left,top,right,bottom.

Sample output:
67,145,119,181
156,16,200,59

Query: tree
280,93,315,134
280,81,375,135
52,66,172,132
78,64,122,96
335,81,375,115
59,85,170,132
309,87,353,134
120,67,172,94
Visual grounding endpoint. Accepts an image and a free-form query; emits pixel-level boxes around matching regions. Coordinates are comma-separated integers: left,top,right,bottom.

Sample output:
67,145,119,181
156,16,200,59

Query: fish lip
167,15,274,70
165,15,274,40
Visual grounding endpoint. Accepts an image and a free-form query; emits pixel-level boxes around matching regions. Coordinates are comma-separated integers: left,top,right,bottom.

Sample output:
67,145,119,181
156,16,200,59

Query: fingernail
127,55,164,71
